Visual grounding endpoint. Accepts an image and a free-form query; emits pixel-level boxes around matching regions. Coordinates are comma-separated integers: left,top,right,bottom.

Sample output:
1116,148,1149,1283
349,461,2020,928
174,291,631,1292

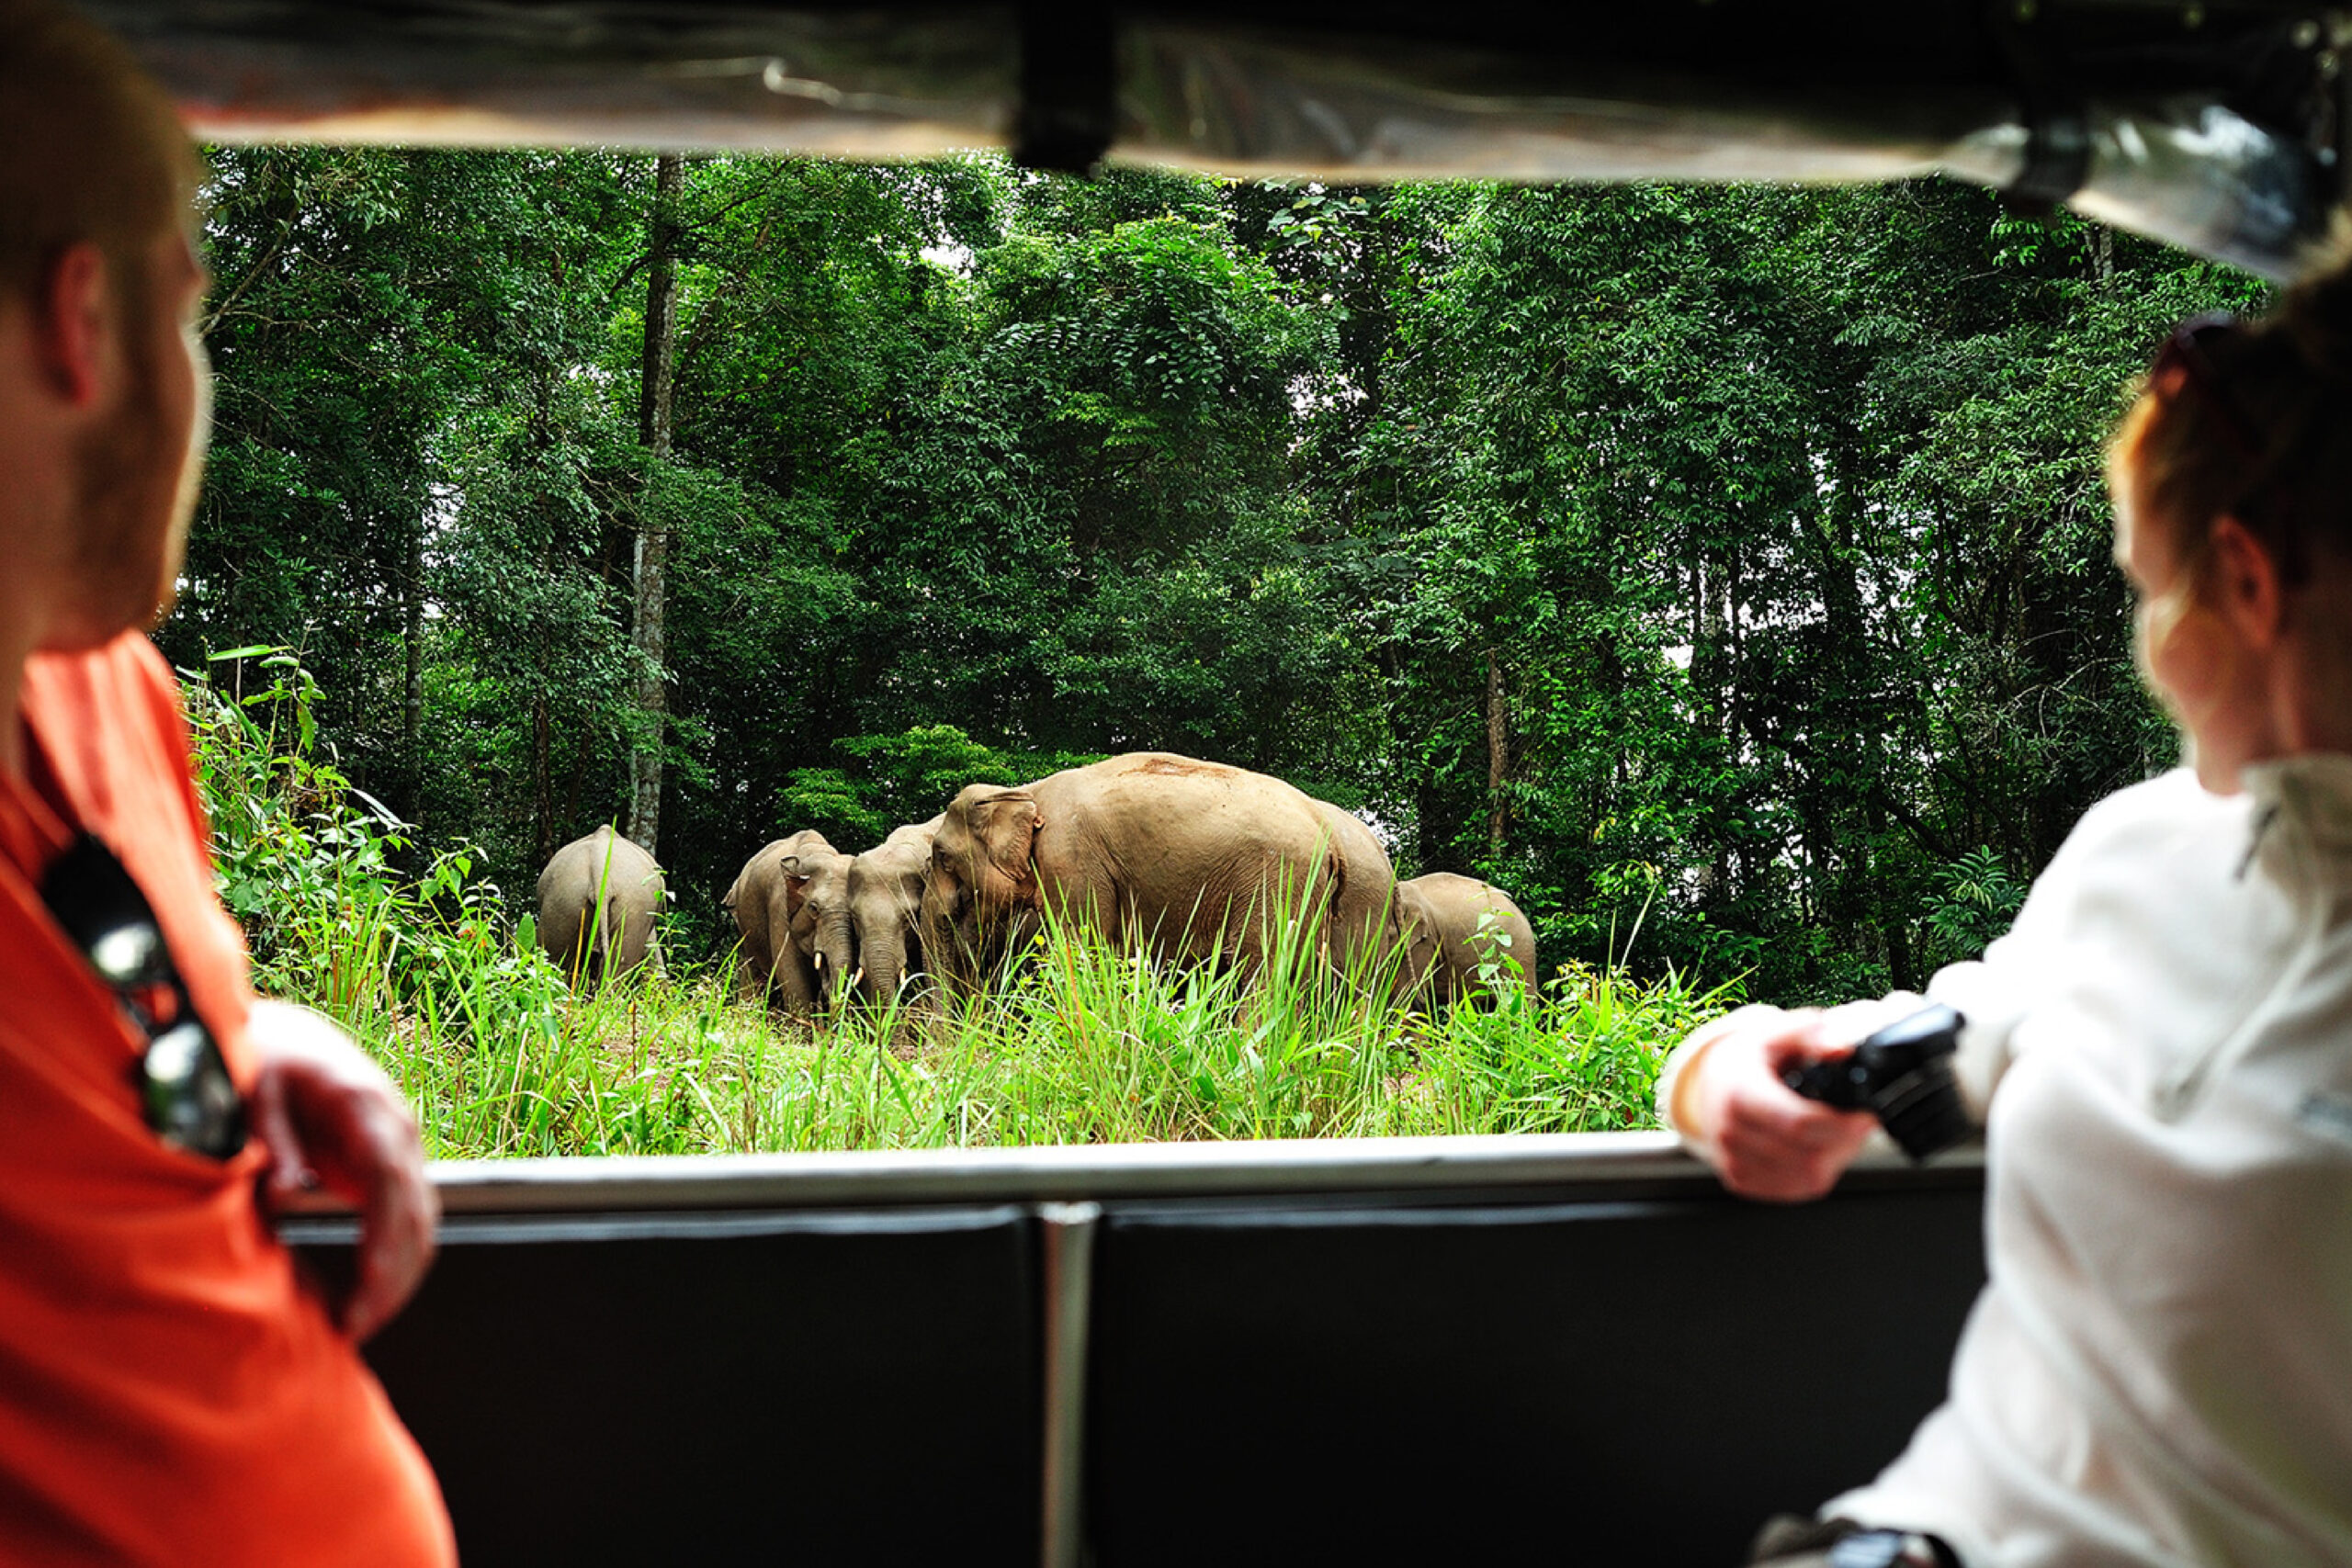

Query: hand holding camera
1780,1002,1973,1161
1674,998,1973,1201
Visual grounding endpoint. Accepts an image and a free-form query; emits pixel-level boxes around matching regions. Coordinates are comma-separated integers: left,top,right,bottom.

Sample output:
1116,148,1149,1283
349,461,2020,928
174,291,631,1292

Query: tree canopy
167,150,2256,1000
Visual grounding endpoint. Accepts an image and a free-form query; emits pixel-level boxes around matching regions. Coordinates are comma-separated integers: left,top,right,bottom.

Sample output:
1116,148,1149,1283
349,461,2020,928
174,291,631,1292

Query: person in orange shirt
0,3,455,1561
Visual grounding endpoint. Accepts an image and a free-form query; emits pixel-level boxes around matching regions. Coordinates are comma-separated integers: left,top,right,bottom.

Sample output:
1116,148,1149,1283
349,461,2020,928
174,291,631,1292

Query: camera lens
1869,1055,1972,1159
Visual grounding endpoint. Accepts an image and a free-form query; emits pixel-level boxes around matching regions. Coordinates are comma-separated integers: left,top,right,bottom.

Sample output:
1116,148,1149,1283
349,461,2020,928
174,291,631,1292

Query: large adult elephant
1397,873,1540,1008
845,816,942,1006
722,829,852,1013
537,826,665,989
921,753,1368,993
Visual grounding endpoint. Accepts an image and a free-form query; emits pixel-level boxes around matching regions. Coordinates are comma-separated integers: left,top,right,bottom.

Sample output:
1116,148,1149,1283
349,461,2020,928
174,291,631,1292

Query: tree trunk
1695,544,1732,740
530,687,553,866
627,152,684,854
1484,648,1509,857
401,510,424,833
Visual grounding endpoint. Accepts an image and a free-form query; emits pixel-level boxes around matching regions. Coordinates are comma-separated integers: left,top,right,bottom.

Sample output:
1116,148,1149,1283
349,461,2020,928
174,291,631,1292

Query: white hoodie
1674,760,2352,1567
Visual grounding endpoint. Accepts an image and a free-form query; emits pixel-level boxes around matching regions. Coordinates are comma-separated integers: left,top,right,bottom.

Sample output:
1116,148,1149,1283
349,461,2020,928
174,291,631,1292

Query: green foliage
773,766,885,848
1327,181,2244,998
834,725,1102,827
369,921,1716,1156
187,649,579,1069
1924,847,2028,968
166,150,2247,1011
194,663,1707,1154
770,727,1109,850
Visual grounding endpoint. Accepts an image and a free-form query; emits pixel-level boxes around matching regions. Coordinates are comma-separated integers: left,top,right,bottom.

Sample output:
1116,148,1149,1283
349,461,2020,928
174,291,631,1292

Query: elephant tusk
813,951,825,970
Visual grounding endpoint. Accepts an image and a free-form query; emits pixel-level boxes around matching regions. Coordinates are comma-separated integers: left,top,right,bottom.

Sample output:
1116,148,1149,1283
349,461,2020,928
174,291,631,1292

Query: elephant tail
1311,827,1349,963
599,889,628,973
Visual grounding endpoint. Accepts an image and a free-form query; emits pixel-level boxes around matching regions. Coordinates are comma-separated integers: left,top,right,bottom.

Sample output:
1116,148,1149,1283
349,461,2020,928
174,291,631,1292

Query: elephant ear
1400,890,1439,967
969,790,1044,915
779,854,813,920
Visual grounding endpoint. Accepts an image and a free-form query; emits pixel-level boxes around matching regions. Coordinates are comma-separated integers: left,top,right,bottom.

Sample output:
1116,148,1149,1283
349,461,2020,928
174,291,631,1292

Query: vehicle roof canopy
71,0,2352,276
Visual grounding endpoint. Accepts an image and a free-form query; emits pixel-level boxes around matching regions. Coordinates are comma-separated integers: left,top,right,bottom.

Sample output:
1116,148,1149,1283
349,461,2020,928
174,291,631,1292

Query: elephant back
537,827,665,981
1028,753,1347,958
1399,872,1537,1002
542,827,662,902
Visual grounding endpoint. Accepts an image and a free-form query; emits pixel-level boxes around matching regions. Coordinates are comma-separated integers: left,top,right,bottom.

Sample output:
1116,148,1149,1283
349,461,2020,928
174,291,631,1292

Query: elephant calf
537,826,665,989
1398,873,1539,1008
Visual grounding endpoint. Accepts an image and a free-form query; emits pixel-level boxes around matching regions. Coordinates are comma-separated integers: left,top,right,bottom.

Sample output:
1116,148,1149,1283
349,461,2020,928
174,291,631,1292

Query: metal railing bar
273,1133,1983,1217
1036,1201,1102,1568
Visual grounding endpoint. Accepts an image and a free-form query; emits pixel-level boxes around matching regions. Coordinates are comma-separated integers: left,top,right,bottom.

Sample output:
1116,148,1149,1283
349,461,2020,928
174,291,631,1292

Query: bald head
0,0,197,306
0,2,208,661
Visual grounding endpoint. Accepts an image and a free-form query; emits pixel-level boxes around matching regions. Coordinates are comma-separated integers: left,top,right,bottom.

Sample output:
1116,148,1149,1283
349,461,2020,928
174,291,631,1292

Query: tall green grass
187,651,1734,1157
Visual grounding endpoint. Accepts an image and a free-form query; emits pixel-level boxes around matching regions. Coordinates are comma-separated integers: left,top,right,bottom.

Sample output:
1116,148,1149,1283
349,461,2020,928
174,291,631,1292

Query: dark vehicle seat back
290,1140,1984,1567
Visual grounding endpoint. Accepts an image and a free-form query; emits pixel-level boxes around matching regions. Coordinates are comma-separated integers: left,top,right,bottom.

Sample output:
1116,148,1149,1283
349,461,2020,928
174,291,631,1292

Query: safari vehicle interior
73,2,2352,1562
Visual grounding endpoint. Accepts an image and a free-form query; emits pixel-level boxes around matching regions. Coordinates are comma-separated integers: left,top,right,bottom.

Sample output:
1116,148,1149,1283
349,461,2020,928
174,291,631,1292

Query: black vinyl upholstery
340,1205,1042,1566
1084,1187,1985,1566
295,1168,1986,1567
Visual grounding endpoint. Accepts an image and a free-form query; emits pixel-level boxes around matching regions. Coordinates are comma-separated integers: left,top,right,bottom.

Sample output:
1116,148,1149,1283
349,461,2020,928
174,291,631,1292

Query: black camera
1780,1002,1973,1160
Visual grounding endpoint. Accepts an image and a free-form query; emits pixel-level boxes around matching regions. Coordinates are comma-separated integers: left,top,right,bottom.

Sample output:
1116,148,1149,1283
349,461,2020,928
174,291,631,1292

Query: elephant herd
536,752,1538,1015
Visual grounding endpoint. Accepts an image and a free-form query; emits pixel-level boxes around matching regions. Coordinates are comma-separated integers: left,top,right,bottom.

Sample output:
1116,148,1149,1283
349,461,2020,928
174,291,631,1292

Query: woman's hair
0,0,197,306
2114,232,2352,589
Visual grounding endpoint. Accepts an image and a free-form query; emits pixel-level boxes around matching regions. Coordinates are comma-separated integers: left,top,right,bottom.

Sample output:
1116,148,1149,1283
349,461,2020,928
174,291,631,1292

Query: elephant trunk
856,924,907,1005
815,915,856,1007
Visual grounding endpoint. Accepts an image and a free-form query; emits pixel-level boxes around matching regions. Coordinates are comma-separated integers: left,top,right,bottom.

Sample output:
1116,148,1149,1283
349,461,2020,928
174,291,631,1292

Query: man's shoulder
20,634,195,829
23,633,181,728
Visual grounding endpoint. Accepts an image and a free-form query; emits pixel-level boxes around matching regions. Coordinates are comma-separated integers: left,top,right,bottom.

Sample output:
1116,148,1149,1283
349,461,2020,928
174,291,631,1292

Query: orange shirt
0,634,453,1566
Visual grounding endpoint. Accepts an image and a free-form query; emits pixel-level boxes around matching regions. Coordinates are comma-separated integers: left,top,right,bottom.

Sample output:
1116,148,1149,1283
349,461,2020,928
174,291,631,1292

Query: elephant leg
620,912,653,979
773,946,819,1017
571,905,605,992
733,942,770,1004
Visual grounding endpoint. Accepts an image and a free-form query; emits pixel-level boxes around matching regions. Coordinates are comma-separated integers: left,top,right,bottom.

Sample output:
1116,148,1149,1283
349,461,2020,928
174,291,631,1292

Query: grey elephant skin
1306,798,1401,978
921,752,1382,993
722,829,851,1014
537,826,665,988
845,815,943,1005
1397,872,1539,1006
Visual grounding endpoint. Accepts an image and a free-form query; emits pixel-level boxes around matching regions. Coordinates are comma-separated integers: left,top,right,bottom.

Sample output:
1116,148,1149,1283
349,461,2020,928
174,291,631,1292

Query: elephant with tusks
723,829,852,1014
844,816,943,1006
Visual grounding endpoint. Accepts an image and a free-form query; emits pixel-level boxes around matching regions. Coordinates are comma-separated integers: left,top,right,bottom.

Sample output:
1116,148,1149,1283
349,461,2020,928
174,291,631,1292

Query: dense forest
167,150,2258,1004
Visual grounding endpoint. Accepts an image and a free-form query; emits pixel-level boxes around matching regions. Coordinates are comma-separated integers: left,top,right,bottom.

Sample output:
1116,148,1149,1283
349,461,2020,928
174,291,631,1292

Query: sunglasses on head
40,834,245,1161
2147,311,2319,584
2151,311,2262,462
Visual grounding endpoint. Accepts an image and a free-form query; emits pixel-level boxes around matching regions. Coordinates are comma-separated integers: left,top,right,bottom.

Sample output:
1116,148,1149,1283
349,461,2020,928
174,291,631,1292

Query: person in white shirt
1657,252,2352,1568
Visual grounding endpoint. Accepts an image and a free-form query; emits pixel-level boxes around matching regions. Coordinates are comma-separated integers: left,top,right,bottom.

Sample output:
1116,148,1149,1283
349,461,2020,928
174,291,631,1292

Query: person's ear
35,242,113,408
2209,514,2286,649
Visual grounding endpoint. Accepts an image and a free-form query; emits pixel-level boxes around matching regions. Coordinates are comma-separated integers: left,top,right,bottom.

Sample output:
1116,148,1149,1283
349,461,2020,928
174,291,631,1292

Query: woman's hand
1674,998,1922,1202
247,999,438,1342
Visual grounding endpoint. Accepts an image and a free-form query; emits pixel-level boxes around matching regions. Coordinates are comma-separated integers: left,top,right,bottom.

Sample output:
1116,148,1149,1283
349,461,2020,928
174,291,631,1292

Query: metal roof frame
66,0,2352,277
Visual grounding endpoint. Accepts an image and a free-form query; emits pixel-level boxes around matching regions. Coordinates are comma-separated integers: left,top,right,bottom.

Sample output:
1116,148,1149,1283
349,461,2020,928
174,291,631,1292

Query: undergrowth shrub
185,650,1727,1157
